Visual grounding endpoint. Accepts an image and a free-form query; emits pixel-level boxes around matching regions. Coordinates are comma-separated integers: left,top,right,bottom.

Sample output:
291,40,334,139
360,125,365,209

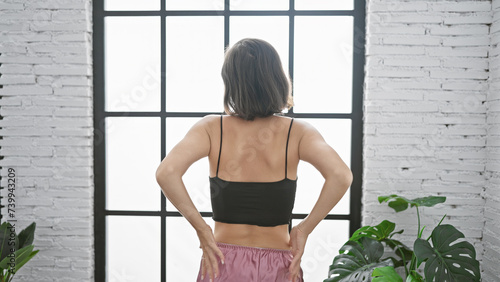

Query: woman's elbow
343,169,353,188
155,164,177,183
155,167,164,184
326,169,353,188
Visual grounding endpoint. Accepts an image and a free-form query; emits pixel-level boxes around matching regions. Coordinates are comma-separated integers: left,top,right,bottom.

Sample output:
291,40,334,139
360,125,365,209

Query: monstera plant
324,195,480,282
0,222,38,282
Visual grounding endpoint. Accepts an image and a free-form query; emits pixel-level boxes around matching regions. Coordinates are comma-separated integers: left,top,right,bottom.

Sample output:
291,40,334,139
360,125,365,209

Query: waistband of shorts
216,242,292,254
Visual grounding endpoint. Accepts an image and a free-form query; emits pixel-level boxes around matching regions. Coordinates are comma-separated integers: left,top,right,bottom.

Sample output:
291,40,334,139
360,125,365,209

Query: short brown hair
221,38,293,121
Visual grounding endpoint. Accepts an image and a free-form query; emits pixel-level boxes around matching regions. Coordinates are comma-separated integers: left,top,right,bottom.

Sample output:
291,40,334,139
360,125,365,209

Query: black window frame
93,0,365,280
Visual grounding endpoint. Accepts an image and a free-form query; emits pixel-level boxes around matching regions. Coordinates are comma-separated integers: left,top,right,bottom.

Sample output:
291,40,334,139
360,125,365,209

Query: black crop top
210,115,297,227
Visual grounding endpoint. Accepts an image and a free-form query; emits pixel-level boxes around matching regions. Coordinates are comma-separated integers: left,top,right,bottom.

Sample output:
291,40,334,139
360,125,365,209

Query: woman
155,38,352,282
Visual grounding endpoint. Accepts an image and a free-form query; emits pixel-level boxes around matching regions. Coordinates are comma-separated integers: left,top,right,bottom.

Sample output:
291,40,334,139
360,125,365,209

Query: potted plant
324,195,481,282
0,222,39,282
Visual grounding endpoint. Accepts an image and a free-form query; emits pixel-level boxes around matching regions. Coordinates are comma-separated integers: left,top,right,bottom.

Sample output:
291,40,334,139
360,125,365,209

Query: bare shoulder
203,114,222,121
194,114,221,134
290,118,315,131
292,119,329,160
289,118,323,143
201,114,221,124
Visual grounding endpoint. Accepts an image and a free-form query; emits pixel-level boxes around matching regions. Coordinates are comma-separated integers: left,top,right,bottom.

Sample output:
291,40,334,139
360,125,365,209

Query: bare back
207,115,300,250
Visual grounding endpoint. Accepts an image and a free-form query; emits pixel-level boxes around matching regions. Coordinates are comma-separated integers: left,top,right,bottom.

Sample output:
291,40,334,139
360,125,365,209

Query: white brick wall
2,0,499,281
483,0,500,280
364,0,498,280
0,0,93,281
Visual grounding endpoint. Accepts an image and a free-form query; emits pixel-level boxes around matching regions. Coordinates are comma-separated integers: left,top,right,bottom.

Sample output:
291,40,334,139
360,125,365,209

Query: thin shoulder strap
216,114,223,177
285,118,294,179
215,114,222,177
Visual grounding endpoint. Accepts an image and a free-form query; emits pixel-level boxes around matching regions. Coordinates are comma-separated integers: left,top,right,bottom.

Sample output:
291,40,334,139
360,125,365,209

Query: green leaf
383,239,413,268
378,195,446,212
378,195,410,212
0,223,18,263
419,226,426,238
17,223,36,249
405,271,424,282
413,224,480,282
411,196,446,208
349,221,413,270
0,222,10,262
324,237,393,282
389,229,404,238
0,253,11,270
0,245,35,271
372,266,403,282
12,249,39,274
350,220,396,242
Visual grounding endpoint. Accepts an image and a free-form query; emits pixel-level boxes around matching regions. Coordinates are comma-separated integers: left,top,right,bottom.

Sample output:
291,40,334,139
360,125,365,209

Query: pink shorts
196,242,304,282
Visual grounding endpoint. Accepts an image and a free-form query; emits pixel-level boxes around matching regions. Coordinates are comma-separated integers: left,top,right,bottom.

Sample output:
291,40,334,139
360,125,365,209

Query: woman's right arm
288,120,353,281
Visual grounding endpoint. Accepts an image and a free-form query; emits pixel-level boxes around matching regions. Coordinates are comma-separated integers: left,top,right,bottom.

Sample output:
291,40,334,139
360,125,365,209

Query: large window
93,0,365,281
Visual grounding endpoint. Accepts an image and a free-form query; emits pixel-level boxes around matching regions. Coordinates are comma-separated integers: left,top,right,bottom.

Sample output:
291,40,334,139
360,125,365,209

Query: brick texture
364,0,498,280
0,0,93,281
2,0,499,281
483,0,500,280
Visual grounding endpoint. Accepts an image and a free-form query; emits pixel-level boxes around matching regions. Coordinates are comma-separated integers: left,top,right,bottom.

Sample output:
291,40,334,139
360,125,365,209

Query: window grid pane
295,0,354,10
293,16,354,114
106,216,161,281
105,16,161,112
165,0,224,11
165,17,224,112
105,0,160,11
166,217,216,280
230,0,289,11
292,219,350,281
96,2,364,281
105,117,161,211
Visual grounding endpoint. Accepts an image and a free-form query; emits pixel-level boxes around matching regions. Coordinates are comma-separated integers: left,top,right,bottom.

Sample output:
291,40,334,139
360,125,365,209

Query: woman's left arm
155,115,224,280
